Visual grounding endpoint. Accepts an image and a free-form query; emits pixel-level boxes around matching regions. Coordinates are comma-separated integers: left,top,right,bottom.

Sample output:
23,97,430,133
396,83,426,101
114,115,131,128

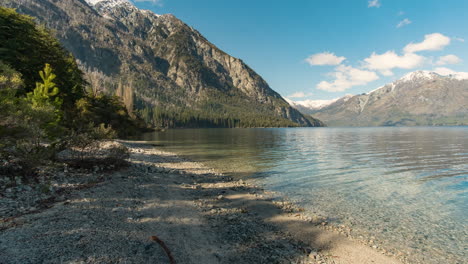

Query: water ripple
143,127,468,264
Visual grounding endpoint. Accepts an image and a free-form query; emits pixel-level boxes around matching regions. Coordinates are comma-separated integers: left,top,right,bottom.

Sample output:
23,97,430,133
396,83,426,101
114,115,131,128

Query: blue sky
132,0,468,101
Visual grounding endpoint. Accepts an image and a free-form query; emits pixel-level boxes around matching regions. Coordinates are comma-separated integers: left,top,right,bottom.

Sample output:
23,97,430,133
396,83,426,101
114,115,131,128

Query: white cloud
310,33,462,92
397,11,405,16
306,52,346,66
368,0,381,8
433,67,468,79
436,55,462,65
363,51,426,75
454,37,465,43
403,33,451,53
397,18,412,28
316,65,379,92
287,92,313,98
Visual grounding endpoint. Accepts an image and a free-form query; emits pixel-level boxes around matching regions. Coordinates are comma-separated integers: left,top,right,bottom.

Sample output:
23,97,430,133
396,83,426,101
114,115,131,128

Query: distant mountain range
286,96,352,114
1,0,322,127
290,71,468,126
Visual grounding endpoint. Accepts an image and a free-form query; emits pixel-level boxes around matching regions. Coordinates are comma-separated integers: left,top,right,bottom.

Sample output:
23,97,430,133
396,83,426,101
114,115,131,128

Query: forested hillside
1,0,323,128
0,7,145,179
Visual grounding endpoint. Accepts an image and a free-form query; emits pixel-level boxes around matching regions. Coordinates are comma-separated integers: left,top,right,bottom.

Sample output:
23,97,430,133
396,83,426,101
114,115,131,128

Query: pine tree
27,64,62,109
25,64,63,137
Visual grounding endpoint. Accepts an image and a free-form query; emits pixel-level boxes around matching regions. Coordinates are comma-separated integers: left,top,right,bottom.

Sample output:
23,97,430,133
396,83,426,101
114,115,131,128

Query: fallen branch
150,235,176,264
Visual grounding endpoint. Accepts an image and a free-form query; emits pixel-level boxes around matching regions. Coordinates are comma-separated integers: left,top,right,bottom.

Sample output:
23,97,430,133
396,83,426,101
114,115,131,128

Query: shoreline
1,140,404,264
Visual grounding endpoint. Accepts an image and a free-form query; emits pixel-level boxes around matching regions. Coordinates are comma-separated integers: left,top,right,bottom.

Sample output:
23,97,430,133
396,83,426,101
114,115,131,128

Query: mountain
286,96,352,115
1,0,321,127
292,71,468,126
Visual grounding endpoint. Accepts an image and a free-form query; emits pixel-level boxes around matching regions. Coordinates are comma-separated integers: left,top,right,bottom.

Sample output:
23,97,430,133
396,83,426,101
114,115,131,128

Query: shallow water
142,127,468,263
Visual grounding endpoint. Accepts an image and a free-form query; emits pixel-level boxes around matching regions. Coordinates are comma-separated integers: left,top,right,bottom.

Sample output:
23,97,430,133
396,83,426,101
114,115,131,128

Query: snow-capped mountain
84,0,138,14
85,0,130,7
286,95,352,114
400,70,468,82
287,98,339,110
290,71,468,126
363,70,468,97
399,70,441,83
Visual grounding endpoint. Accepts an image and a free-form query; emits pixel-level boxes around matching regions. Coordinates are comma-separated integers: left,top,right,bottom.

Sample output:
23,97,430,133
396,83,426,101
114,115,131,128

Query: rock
308,251,318,259
217,195,224,200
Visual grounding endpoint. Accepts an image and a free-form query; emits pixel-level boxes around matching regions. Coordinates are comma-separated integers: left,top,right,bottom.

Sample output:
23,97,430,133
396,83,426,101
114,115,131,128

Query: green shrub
0,6,85,111
0,8,143,182
0,63,62,181
75,94,144,138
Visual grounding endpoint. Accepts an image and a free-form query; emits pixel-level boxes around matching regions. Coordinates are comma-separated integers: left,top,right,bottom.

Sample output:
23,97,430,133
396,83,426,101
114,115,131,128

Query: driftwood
151,235,176,264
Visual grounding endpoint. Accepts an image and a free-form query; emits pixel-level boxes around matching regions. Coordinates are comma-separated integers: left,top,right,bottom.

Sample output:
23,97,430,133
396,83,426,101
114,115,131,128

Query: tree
27,64,62,109
0,6,85,113
24,64,64,140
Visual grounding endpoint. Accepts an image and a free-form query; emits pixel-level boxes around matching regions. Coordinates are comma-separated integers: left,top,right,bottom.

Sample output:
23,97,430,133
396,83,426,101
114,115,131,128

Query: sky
131,0,468,101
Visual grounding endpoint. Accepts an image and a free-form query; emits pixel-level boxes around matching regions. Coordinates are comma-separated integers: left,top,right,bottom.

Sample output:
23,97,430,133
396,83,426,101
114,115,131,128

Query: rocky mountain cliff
296,71,467,126
1,0,321,127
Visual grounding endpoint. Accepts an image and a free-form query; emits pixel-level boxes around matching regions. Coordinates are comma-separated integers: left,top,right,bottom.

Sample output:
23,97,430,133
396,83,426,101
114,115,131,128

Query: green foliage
141,106,298,128
24,64,64,138
75,94,147,138
27,64,62,109
0,62,31,144
0,8,146,137
0,9,144,182
0,6,85,113
0,60,23,90
0,62,59,179
0,77,23,146
137,88,299,128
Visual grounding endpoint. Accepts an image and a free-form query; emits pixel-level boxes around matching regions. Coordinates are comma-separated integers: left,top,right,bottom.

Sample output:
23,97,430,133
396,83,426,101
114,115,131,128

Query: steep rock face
300,71,468,126
2,0,319,127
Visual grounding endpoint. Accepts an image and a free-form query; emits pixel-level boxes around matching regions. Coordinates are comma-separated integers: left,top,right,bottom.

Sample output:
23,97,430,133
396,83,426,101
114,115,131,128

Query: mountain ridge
290,71,468,126
1,0,321,127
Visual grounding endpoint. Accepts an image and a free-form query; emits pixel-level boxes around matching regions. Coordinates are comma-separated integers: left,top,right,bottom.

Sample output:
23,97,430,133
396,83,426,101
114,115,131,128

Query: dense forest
135,89,308,128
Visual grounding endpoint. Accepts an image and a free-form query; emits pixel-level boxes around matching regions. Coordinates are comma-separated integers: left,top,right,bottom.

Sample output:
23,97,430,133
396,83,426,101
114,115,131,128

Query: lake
142,127,468,263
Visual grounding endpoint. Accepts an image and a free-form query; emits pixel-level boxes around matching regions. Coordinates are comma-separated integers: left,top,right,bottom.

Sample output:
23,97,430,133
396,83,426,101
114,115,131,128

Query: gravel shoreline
1,141,404,264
